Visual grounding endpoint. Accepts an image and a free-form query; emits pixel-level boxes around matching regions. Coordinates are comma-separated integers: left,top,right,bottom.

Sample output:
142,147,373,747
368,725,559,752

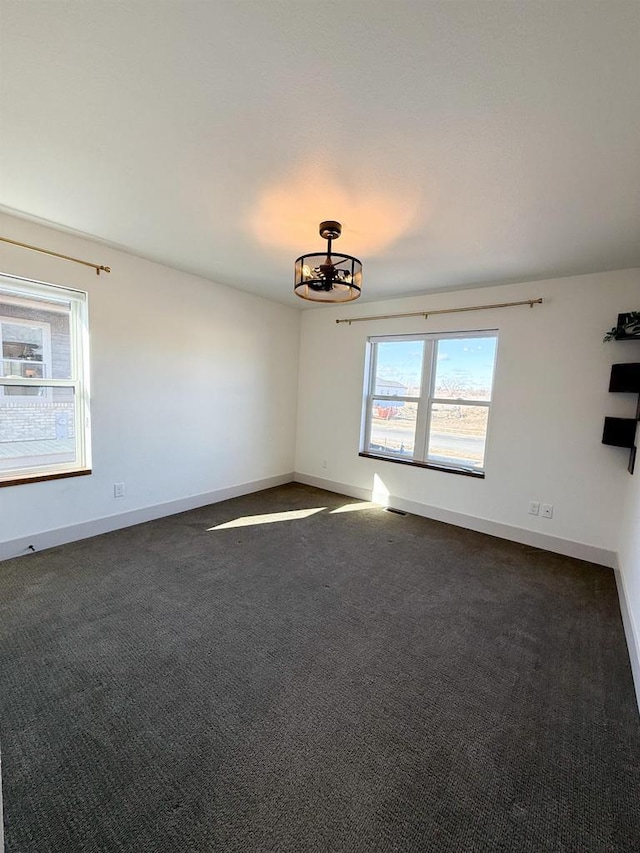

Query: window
361,332,498,476
0,273,91,485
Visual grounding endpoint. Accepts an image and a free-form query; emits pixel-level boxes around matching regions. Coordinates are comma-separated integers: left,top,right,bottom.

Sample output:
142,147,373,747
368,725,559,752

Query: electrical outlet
541,503,553,519
528,501,540,516
113,482,125,498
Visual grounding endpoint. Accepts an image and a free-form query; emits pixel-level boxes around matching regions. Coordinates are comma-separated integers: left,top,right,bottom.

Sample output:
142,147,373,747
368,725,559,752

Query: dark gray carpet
1,483,639,852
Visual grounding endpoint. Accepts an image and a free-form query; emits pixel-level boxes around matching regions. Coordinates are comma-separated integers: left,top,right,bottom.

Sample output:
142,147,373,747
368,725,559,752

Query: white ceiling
1,1,639,307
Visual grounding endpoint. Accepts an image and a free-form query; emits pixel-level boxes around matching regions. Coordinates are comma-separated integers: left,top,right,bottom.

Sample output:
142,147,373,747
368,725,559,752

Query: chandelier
294,221,362,302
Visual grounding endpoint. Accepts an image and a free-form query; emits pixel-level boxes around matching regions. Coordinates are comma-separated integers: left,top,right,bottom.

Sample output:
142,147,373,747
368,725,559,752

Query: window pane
0,294,72,380
2,360,45,382
368,399,417,457
427,403,488,470
0,386,77,473
433,337,497,401
374,340,424,397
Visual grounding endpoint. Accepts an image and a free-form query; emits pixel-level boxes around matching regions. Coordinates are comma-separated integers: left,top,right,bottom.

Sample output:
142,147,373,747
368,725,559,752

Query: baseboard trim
614,563,640,713
0,473,295,562
294,472,617,568
7,470,614,569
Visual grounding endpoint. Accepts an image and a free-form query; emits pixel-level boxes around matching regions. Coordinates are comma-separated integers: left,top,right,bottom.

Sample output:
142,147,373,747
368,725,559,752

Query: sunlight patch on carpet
330,502,381,514
208,507,326,530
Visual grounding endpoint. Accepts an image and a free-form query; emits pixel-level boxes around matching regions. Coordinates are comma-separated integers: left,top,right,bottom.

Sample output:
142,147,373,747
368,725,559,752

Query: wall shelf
609,362,640,393
602,363,640,474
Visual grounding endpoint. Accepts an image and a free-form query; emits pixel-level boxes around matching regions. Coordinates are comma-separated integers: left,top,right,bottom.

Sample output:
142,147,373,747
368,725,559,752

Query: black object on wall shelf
603,417,637,448
603,313,640,342
602,363,640,474
609,362,640,393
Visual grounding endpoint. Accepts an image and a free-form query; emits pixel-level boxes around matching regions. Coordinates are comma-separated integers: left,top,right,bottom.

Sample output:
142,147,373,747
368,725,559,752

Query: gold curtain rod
0,236,111,275
336,298,543,325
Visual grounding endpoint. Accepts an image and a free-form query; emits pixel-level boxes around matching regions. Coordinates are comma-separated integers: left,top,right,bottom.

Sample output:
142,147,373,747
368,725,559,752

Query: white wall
295,269,640,567
0,213,301,558
618,440,640,707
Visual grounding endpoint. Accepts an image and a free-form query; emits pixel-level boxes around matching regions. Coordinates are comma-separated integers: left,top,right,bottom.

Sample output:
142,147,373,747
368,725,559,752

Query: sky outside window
434,337,497,400
374,340,424,395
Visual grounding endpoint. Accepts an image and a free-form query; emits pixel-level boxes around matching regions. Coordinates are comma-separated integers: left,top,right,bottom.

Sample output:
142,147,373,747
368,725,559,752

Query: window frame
0,273,91,486
360,330,498,477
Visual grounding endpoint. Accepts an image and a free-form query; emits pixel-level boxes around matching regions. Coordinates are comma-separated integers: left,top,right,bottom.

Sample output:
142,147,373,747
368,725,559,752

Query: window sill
359,452,485,479
0,468,92,488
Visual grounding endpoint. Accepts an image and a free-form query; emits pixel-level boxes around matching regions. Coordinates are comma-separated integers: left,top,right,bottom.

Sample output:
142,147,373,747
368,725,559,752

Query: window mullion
71,299,87,470
430,398,491,407
0,378,76,387
414,339,433,462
